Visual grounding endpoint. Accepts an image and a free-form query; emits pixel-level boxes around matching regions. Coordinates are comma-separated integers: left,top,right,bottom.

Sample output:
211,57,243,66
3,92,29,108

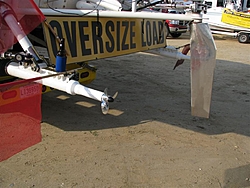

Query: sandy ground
1,33,250,188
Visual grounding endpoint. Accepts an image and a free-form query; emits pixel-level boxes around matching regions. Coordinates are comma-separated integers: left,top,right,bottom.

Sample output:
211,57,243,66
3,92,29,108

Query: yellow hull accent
222,8,250,29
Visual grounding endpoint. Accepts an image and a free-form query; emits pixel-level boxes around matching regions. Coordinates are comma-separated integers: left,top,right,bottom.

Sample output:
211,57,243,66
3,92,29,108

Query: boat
202,0,250,42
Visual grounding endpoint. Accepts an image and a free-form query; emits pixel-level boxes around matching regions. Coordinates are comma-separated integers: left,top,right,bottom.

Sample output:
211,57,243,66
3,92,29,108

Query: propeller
190,22,216,118
101,88,118,114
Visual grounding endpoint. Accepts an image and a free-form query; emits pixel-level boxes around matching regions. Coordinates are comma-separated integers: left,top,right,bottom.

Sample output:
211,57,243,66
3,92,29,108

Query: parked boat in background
202,0,250,43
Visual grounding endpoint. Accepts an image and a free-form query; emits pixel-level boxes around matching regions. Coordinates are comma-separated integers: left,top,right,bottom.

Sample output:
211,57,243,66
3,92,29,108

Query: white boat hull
203,7,250,33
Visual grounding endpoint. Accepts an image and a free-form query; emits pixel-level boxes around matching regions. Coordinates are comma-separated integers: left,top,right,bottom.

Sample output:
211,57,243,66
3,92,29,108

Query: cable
46,0,103,17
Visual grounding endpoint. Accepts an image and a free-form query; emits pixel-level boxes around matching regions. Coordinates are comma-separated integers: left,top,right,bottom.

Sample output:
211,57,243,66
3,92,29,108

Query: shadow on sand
41,52,250,137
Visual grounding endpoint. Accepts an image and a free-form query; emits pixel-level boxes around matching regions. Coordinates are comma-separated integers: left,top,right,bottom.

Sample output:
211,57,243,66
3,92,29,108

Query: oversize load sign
43,17,166,64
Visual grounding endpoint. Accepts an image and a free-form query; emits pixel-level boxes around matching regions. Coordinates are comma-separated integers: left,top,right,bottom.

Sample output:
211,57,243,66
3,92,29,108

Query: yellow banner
222,8,250,29
43,17,166,64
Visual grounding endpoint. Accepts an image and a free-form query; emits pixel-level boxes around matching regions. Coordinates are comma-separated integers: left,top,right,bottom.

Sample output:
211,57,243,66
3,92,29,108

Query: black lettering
92,21,104,54
49,20,63,57
141,20,146,47
146,21,152,46
79,21,91,56
106,21,115,53
63,21,77,57
130,21,136,49
152,21,158,45
117,21,120,51
158,21,165,44
122,21,129,50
